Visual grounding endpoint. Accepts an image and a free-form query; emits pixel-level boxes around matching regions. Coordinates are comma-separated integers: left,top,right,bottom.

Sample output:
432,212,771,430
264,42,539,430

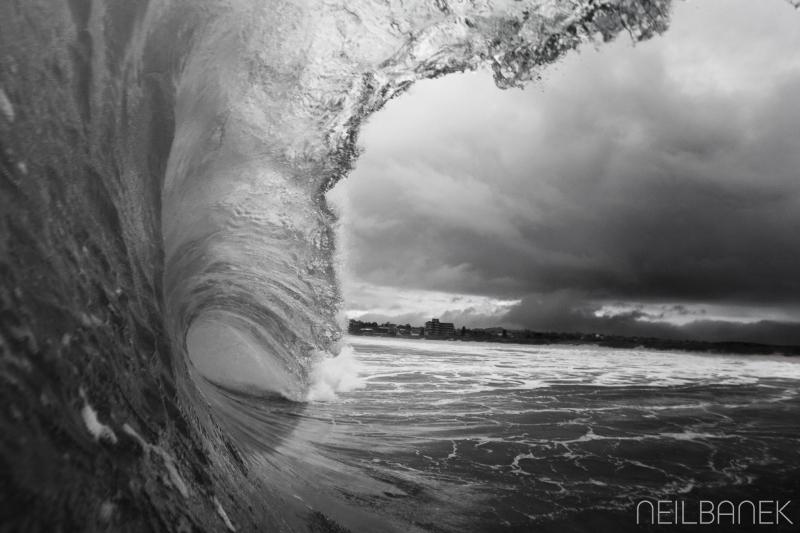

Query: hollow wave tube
0,0,671,530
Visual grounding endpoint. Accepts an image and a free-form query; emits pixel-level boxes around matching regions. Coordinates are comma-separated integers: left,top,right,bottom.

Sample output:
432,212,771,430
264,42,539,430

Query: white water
306,346,367,402
343,337,800,392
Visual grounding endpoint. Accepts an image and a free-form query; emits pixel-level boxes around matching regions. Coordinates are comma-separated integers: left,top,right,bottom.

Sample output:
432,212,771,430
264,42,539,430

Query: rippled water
297,338,800,531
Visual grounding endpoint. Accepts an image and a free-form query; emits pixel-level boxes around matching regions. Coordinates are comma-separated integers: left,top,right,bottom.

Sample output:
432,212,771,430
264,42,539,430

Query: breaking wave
0,0,676,530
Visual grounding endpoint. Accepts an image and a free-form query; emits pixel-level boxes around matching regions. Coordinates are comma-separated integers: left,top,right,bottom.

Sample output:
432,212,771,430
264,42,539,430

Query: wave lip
163,0,671,403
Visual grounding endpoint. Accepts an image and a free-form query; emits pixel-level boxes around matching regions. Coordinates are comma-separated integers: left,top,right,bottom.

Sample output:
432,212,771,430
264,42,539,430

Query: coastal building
396,327,425,337
425,318,455,337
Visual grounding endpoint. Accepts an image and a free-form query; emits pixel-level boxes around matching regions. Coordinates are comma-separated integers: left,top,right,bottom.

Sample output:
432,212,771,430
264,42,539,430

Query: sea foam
306,345,366,402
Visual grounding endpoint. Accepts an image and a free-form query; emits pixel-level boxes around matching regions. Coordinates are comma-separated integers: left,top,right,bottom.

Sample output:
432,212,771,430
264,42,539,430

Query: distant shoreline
348,332,800,357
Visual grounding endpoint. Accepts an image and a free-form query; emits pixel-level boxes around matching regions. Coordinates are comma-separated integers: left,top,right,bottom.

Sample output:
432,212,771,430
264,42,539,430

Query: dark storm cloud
335,0,800,340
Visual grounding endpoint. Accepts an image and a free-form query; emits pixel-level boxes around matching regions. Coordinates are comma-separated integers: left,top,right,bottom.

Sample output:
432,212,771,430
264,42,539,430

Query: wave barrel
0,0,671,531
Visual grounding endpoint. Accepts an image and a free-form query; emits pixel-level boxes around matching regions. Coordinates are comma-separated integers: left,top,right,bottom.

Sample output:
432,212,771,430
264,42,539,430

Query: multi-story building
425,318,455,337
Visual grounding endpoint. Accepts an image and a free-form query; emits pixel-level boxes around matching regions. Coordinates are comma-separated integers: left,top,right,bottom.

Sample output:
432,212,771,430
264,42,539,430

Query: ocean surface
292,337,800,532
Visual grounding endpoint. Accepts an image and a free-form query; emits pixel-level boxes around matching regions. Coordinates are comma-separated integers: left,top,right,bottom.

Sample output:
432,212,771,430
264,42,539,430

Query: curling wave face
0,0,673,530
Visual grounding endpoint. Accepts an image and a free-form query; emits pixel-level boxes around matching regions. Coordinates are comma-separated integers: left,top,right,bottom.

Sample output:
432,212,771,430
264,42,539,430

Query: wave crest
0,0,674,530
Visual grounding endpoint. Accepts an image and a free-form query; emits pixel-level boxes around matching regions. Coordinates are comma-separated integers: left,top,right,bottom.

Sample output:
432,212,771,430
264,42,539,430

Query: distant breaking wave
0,0,672,530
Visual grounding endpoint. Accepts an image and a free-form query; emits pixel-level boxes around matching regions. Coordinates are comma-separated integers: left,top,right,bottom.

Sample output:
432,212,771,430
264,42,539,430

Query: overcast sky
329,0,800,345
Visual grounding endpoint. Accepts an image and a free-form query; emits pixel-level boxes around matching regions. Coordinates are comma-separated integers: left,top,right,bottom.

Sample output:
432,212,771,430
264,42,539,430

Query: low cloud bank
504,292,800,345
